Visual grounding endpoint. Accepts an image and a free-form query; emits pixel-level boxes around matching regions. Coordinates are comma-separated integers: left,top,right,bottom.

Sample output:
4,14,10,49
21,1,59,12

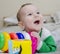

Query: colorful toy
16,33,25,39
28,32,38,54
8,39,32,54
0,31,32,54
31,36,38,54
2,32,10,52
9,32,18,39
22,31,31,40
0,33,5,50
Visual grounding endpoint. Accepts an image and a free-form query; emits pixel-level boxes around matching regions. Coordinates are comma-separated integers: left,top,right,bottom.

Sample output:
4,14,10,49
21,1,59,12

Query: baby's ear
18,21,25,29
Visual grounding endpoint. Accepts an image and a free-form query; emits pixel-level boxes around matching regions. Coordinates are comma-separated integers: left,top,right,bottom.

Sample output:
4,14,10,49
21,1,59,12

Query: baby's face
19,5,43,32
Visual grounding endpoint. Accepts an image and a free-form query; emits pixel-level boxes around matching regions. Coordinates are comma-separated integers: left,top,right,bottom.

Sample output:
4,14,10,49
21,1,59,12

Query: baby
17,3,56,54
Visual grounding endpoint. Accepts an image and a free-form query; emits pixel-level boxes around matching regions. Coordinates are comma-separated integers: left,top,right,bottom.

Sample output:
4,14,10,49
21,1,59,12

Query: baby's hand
31,31,40,38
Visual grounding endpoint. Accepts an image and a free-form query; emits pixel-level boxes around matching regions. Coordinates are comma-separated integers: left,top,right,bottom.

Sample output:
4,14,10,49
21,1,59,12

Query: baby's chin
31,28,41,32
35,29,41,32
25,26,41,32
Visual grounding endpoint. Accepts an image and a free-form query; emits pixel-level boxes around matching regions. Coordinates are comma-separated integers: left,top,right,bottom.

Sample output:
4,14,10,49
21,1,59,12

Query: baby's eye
28,13,32,16
37,12,40,14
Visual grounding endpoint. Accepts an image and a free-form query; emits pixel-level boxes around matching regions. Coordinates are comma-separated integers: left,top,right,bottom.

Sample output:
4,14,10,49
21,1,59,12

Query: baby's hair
17,3,32,21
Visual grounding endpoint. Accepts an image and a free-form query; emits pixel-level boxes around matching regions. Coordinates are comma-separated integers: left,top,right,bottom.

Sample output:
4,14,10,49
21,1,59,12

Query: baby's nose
34,14,39,18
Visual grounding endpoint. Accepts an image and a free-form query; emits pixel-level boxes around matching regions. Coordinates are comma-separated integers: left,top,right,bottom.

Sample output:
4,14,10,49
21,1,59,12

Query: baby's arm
37,35,56,53
36,28,57,53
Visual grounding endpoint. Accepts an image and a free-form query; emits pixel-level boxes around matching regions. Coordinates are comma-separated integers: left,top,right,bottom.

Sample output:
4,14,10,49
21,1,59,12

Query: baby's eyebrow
26,12,32,14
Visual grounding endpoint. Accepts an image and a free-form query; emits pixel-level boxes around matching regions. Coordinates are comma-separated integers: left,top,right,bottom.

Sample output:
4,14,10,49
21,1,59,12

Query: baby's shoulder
41,27,52,37
42,27,51,33
41,27,52,40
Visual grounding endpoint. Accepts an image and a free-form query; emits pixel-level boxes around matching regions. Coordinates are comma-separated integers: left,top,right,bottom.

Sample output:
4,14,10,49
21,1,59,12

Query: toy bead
0,33,5,50
16,33,25,39
9,32,18,39
2,32,10,52
22,31,31,40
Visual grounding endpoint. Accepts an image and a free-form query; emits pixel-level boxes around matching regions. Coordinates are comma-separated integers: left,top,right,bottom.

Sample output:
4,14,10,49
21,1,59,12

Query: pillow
43,15,53,23
4,16,18,26
51,11,60,24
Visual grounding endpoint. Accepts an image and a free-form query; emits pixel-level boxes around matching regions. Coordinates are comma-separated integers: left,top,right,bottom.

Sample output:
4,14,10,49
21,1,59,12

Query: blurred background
0,0,60,29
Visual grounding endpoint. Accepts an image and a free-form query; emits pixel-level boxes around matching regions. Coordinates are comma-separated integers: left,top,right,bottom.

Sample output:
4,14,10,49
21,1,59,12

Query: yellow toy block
8,39,32,54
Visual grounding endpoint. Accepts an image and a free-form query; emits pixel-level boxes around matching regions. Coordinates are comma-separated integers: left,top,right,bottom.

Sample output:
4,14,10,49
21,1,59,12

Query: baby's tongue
34,20,40,24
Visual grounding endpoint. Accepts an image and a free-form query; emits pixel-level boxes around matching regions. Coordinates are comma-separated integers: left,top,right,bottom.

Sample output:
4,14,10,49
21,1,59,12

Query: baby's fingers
31,32,39,37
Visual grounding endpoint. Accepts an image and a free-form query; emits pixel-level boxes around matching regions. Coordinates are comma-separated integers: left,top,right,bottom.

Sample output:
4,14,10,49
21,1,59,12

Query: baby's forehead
20,5,38,14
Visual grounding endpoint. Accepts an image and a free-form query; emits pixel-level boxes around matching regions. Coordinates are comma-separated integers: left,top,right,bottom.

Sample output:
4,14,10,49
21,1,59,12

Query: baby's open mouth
34,20,40,24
